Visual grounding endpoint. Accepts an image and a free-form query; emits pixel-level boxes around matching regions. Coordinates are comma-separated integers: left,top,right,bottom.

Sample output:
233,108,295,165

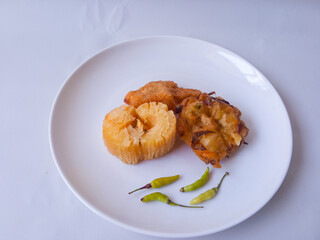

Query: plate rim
49,35,293,238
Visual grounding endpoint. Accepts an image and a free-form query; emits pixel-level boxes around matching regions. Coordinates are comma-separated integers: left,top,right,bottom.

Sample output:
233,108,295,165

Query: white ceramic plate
49,36,292,238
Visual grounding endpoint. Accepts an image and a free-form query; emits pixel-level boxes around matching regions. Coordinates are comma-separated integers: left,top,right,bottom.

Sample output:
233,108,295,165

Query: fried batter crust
124,81,202,111
177,93,249,168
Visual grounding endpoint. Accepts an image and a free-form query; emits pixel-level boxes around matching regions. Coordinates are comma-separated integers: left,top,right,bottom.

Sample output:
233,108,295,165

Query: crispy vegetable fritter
124,81,201,111
177,93,249,168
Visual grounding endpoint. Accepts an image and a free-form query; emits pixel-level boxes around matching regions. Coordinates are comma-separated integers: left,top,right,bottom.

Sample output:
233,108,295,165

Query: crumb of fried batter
124,81,202,111
177,93,249,168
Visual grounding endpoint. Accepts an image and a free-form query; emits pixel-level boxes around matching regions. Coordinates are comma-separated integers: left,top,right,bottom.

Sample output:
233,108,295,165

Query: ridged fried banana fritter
103,102,176,164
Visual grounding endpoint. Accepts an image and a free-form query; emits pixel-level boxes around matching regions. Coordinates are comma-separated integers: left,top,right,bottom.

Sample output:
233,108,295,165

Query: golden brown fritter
103,102,176,164
176,93,249,168
124,81,202,111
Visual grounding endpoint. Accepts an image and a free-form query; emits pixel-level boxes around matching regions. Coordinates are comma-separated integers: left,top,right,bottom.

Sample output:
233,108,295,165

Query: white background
0,1,319,239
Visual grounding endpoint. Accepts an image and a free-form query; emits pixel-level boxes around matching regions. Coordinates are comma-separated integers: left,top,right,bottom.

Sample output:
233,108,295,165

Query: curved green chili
180,167,209,192
128,175,180,194
151,175,180,188
141,192,203,208
190,172,229,205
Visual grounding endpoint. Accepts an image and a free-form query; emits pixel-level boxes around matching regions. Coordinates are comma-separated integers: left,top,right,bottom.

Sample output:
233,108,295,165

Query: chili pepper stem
216,172,229,189
128,183,152,194
169,200,203,208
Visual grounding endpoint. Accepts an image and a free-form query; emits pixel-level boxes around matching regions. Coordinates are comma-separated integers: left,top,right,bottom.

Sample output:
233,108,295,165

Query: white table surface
1,1,319,239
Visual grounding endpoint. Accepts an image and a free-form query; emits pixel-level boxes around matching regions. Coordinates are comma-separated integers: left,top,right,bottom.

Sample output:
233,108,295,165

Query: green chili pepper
180,167,209,192
128,175,180,194
190,172,229,205
141,192,203,208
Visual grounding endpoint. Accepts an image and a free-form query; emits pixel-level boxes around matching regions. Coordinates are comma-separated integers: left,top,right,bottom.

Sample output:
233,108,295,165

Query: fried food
176,93,249,168
103,102,176,164
124,81,202,111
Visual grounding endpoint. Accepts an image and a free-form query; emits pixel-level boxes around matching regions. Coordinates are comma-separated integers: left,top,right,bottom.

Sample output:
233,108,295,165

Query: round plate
49,36,292,238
